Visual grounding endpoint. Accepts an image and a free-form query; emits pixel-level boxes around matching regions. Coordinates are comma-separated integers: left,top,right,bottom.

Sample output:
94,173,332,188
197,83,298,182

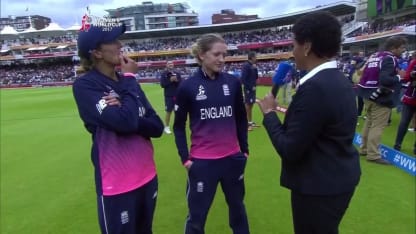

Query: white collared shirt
298,60,338,87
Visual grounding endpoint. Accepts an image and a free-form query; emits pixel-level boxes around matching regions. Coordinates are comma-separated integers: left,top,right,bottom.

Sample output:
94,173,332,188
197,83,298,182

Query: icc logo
80,14,92,32
355,134,362,146
196,85,207,101
379,146,388,158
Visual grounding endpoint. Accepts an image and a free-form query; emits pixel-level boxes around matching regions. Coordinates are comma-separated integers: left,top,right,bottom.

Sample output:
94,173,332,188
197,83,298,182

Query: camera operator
357,36,407,165
394,51,416,154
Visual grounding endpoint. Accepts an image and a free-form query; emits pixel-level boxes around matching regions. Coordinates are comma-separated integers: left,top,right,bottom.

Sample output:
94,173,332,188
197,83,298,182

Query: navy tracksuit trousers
97,176,158,234
185,153,249,234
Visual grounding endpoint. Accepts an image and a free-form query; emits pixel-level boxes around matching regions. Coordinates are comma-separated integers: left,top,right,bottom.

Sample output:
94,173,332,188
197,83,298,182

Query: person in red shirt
394,51,416,154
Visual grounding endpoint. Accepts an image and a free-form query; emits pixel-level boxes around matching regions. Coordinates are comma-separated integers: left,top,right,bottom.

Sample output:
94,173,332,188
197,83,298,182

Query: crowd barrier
0,78,163,89
257,77,273,86
0,76,274,89
0,82,73,88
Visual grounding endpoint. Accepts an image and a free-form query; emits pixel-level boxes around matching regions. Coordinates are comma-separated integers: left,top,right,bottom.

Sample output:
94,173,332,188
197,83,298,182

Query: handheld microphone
271,85,279,98
271,61,292,98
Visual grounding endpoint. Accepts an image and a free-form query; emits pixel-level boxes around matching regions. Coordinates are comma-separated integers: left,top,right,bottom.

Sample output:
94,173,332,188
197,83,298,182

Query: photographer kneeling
357,36,407,164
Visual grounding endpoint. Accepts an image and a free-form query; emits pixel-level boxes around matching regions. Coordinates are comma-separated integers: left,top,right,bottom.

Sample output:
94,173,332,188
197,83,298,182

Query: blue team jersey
173,68,249,163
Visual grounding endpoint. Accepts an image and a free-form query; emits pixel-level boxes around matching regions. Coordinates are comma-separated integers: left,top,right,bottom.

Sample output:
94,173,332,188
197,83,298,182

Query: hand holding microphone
271,85,279,98
271,61,293,98
256,92,278,115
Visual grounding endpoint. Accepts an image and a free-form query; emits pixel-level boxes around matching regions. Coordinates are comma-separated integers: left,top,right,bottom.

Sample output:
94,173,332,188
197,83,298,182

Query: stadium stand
0,1,414,88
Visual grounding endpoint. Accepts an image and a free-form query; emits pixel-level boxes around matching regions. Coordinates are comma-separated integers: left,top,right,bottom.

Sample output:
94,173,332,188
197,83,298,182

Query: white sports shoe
164,126,172,134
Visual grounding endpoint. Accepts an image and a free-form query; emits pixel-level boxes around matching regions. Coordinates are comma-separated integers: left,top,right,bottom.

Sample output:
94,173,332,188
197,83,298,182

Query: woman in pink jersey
173,33,250,234
73,23,164,234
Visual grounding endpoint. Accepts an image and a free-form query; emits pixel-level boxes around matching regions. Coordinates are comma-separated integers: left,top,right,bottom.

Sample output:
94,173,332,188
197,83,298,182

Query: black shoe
358,151,367,156
393,145,401,151
367,158,391,165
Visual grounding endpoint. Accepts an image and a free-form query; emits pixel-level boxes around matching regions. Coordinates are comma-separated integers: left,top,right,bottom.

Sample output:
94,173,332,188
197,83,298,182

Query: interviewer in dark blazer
256,11,361,234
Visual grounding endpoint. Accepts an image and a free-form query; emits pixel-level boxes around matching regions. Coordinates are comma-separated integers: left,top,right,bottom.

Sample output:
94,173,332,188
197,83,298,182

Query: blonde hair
191,33,225,65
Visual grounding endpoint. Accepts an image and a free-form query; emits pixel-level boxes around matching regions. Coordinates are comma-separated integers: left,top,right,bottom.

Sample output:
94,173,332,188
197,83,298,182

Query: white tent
39,22,64,32
66,23,81,31
0,26,18,35
20,26,38,34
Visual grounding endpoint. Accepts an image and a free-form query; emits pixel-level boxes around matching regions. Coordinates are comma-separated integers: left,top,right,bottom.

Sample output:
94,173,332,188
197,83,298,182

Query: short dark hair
248,51,256,60
292,11,341,58
383,36,407,51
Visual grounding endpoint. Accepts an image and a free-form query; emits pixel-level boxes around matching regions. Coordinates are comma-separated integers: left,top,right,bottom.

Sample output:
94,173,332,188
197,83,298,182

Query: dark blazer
263,68,361,195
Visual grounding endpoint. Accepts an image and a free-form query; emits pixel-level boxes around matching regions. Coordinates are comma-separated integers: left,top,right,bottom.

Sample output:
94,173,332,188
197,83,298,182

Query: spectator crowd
0,61,75,86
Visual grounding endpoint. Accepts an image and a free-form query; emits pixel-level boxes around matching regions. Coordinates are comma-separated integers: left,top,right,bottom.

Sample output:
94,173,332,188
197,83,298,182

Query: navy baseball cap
77,24,126,58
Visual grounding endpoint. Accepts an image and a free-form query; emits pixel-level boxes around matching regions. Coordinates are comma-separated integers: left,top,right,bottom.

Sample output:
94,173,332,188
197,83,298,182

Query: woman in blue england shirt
173,33,250,234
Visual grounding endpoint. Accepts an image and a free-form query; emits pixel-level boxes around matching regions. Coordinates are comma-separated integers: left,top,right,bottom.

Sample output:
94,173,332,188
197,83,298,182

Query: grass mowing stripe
1,86,414,234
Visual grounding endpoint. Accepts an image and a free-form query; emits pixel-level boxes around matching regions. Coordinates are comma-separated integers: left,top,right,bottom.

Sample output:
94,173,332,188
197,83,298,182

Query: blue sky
0,0,352,28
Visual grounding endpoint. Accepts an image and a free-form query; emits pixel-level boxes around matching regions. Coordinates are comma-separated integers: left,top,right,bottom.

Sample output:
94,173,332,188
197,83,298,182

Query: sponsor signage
353,134,415,176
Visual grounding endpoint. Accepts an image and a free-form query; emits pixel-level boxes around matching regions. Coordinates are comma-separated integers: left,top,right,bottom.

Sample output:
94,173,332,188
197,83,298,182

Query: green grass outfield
1,85,415,234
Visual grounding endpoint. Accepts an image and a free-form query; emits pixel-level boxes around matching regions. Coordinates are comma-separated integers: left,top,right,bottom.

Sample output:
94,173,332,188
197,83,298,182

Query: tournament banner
271,40,292,46
237,42,273,50
353,134,416,176
275,106,416,176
